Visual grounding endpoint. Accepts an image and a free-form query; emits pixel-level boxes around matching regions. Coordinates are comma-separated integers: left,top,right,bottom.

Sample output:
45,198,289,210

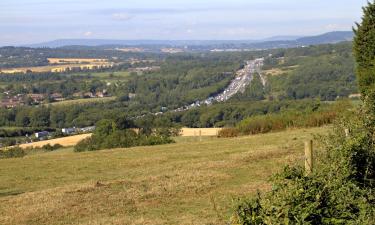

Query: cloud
324,23,351,30
84,31,93,36
112,13,133,21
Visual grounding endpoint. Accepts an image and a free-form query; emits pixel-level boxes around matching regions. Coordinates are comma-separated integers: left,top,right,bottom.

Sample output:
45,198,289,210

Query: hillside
26,31,353,49
0,127,328,225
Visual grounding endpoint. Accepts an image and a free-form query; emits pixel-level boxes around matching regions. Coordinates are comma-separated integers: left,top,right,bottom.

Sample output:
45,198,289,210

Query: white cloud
84,31,93,36
112,13,133,21
324,23,350,30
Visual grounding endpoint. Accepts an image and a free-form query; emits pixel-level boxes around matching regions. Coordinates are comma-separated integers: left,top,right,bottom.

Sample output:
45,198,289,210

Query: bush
217,128,240,138
41,143,63,151
0,147,26,159
74,119,175,152
231,108,375,224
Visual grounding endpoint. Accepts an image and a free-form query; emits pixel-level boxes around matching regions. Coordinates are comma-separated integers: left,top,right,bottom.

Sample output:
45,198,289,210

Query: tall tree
354,1,375,114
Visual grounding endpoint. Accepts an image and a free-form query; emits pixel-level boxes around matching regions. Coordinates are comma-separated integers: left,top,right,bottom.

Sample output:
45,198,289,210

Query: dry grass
47,97,116,106
0,58,113,74
19,134,92,149
264,65,299,76
180,128,222,137
0,127,329,225
47,58,107,64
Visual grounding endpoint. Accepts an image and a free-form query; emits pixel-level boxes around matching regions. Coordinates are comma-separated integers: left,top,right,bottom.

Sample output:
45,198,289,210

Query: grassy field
47,97,116,106
0,126,329,225
71,71,130,82
19,134,92,149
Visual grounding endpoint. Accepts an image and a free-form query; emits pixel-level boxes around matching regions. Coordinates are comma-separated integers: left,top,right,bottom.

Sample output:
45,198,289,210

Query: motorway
135,58,265,118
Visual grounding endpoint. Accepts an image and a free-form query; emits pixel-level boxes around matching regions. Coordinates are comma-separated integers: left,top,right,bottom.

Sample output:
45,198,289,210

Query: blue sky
0,0,369,45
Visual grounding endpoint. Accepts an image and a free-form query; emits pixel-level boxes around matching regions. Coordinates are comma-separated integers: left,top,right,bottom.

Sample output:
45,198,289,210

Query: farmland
19,133,92,148
46,96,117,106
0,126,329,224
16,128,222,149
0,58,114,74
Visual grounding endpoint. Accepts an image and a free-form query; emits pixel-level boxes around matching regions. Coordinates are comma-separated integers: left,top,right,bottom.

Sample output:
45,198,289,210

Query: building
51,93,65,101
78,126,96,133
62,128,76,135
27,94,45,103
35,131,49,139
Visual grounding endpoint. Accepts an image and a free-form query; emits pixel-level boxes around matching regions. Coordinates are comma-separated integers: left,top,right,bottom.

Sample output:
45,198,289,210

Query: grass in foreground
0,127,329,225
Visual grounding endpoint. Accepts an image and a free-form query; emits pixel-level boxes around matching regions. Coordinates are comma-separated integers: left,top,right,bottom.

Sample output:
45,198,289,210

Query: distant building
27,94,45,103
78,126,96,133
349,93,361,99
83,92,95,98
35,131,49,139
62,128,76,135
51,93,65,101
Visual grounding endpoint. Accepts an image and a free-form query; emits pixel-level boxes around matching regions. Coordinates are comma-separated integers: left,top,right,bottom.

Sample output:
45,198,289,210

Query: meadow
0,126,329,225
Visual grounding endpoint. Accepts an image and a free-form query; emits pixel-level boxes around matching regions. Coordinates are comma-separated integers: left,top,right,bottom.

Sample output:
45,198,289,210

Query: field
47,97,117,106
19,134,92,149
180,128,222,137
0,58,113,74
16,128,223,149
47,58,107,64
0,126,329,225
263,65,298,76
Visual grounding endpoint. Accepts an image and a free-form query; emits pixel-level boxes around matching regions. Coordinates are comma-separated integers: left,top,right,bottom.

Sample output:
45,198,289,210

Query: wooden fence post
199,130,202,142
304,140,313,175
345,128,350,138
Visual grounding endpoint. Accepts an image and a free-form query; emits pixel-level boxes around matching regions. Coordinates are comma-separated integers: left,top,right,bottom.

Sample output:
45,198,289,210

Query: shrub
0,147,26,159
42,143,63,151
74,119,175,152
217,128,240,138
231,107,375,224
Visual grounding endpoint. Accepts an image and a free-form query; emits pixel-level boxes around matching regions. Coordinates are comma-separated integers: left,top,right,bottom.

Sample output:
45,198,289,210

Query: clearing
0,126,329,225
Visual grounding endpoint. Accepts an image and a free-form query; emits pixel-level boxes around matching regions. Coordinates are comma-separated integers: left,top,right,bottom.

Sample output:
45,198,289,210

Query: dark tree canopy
354,1,375,98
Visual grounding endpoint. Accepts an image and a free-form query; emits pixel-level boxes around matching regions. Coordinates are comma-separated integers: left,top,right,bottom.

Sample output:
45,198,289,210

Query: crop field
47,96,117,106
71,71,130,81
263,65,298,76
47,58,108,64
180,128,222,137
0,126,329,225
19,133,92,149
0,58,113,74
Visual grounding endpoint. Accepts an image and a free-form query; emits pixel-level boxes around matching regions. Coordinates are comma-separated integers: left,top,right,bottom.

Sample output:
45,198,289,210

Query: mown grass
70,71,130,81
0,126,329,225
47,97,116,106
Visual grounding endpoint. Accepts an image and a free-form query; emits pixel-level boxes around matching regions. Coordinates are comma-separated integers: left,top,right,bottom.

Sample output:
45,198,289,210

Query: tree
354,1,375,113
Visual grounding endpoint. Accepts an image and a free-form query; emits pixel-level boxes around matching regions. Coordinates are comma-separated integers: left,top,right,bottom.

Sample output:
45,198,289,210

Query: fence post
199,130,202,142
344,128,350,138
304,140,313,175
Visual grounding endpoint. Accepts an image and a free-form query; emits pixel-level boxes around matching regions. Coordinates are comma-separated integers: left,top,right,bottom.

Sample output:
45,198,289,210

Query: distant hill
24,31,354,49
296,31,354,45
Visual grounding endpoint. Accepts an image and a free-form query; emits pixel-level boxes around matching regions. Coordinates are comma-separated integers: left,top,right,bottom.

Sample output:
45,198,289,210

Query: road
134,58,265,118
171,58,265,112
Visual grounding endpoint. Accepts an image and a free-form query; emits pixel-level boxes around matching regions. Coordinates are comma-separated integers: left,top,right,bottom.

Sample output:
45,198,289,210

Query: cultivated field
19,133,92,149
17,128,223,150
47,96,116,106
0,58,113,74
47,58,107,64
0,127,329,225
180,127,222,136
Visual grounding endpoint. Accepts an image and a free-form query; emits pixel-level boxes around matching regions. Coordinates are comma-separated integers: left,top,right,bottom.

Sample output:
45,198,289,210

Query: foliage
0,147,26,159
217,128,240,138
354,1,375,120
236,108,337,135
231,108,375,224
74,118,175,152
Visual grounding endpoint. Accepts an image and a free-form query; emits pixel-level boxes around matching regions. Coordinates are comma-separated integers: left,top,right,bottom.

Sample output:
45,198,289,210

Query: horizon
0,0,368,46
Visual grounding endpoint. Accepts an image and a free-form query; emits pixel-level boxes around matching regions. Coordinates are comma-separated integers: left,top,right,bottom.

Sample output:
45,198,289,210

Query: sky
0,0,369,45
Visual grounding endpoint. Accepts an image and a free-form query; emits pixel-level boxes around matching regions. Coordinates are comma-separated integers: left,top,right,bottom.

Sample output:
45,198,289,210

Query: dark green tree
354,1,375,113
